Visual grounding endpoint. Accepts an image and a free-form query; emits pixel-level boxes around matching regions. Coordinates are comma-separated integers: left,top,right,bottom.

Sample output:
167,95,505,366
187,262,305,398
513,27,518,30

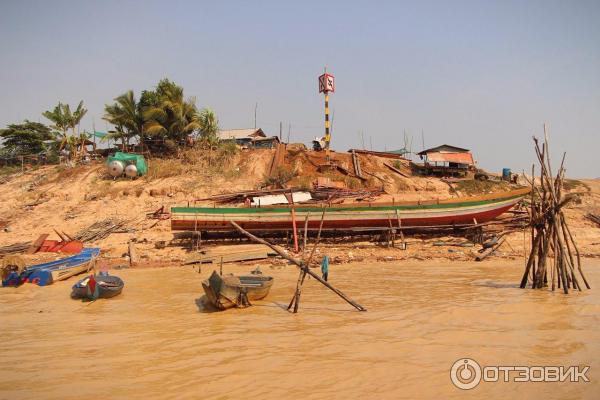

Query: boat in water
171,188,529,233
202,270,274,310
71,273,124,300
17,248,101,287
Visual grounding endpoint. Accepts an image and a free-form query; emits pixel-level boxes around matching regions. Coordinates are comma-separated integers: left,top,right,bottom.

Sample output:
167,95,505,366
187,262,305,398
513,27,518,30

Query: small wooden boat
202,270,274,310
71,273,124,300
20,248,100,286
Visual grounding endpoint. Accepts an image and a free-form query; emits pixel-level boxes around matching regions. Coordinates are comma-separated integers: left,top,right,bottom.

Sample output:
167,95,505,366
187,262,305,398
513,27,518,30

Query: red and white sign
318,72,335,93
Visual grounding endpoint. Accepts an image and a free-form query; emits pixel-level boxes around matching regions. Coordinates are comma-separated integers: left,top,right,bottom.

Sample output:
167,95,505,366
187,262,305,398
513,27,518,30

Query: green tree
42,101,88,151
0,120,55,155
142,79,201,143
42,102,70,139
68,101,88,137
197,108,219,142
103,90,144,147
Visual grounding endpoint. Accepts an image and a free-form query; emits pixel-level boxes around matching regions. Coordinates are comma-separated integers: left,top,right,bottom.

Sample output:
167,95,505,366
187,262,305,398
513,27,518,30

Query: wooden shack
217,128,280,149
417,144,474,177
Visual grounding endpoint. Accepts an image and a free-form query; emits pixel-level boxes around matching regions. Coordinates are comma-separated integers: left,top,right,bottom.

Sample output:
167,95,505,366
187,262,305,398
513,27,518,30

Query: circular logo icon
450,358,482,390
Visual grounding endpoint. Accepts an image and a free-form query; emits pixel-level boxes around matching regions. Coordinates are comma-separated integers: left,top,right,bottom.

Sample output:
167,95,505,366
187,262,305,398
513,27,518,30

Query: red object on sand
37,240,84,254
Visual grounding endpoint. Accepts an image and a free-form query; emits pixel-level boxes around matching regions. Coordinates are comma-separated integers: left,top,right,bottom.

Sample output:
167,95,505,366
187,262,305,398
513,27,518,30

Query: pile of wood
0,242,31,256
473,210,530,233
147,206,171,220
197,188,303,204
73,218,132,242
311,186,385,201
520,129,590,293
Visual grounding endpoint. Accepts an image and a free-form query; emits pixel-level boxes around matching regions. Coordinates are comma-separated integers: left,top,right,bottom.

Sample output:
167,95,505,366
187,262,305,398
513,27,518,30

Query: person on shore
321,255,329,281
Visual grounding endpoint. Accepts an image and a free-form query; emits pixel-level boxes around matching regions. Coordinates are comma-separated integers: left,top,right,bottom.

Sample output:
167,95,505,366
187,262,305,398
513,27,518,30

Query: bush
145,158,187,180
215,141,238,164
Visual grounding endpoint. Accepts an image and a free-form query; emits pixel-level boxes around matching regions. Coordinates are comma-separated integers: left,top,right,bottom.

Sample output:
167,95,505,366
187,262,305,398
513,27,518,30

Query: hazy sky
1,0,599,177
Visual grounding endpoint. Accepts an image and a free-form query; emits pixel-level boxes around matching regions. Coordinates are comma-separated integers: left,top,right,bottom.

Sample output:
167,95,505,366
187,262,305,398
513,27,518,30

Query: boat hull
72,275,124,300
202,271,274,310
172,188,529,232
21,248,100,286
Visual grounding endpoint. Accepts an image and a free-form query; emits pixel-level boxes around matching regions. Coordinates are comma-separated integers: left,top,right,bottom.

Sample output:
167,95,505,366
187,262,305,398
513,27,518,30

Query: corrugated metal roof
252,136,280,142
426,151,474,164
417,144,470,155
217,128,266,140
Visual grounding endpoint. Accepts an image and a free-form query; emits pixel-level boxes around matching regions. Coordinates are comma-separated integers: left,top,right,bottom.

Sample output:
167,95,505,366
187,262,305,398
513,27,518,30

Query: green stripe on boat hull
171,188,528,232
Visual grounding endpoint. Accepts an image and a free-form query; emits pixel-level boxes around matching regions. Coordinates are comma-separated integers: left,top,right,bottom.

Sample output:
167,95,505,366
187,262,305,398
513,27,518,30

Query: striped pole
324,93,331,160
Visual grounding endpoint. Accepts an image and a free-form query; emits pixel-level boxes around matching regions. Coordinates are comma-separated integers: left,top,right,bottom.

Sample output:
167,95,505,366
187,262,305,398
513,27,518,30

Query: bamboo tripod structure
520,126,590,293
230,219,366,313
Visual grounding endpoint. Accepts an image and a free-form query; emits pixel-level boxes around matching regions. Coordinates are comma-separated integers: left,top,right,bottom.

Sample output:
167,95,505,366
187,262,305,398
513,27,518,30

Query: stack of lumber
73,218,132,242
184,244,276,265
0,242,31,256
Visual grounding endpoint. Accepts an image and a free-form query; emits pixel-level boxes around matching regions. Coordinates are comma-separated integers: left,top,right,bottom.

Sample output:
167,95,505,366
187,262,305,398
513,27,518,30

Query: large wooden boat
172,188,529,232
202,270,274,310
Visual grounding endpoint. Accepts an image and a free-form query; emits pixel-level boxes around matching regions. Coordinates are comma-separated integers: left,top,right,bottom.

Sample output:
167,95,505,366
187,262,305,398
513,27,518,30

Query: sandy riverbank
1,260,599,399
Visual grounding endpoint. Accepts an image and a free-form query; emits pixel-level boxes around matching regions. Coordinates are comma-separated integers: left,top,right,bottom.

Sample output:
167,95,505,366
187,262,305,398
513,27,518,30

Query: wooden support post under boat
229,221,366,313
395,209,406,249
387,216,395,248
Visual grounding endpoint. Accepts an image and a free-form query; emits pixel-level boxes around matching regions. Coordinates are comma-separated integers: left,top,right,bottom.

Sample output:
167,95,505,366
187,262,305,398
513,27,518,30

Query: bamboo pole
229,221,366,312
302,212,310,254
521,131,589,293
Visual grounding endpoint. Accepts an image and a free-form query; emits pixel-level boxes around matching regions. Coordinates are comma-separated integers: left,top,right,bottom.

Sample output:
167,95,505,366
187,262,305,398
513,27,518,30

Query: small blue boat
72,272,124,300
15,248,101,287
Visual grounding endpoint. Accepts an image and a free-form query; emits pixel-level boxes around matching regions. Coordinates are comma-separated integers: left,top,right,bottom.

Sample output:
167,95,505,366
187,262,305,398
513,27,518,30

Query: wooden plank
26,234,49,254
184,249,270,265
128,241,138,266
384,162,410,178
351,149,363,178
268,143,286,176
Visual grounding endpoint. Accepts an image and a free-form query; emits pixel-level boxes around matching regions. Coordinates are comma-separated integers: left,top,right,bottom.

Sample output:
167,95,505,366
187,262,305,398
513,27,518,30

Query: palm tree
43,101,87,157
197,108,219,147
69,101,88,137
198,108,219,137
103,90,144,148
142,82,201,143
42,102,70,140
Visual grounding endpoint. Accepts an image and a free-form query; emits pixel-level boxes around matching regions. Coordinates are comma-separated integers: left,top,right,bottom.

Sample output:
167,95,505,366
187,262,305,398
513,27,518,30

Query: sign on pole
318,73,335,93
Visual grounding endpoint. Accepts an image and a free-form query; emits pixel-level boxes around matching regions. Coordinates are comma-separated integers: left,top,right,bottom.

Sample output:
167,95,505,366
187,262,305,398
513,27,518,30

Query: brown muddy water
1,260,599,399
